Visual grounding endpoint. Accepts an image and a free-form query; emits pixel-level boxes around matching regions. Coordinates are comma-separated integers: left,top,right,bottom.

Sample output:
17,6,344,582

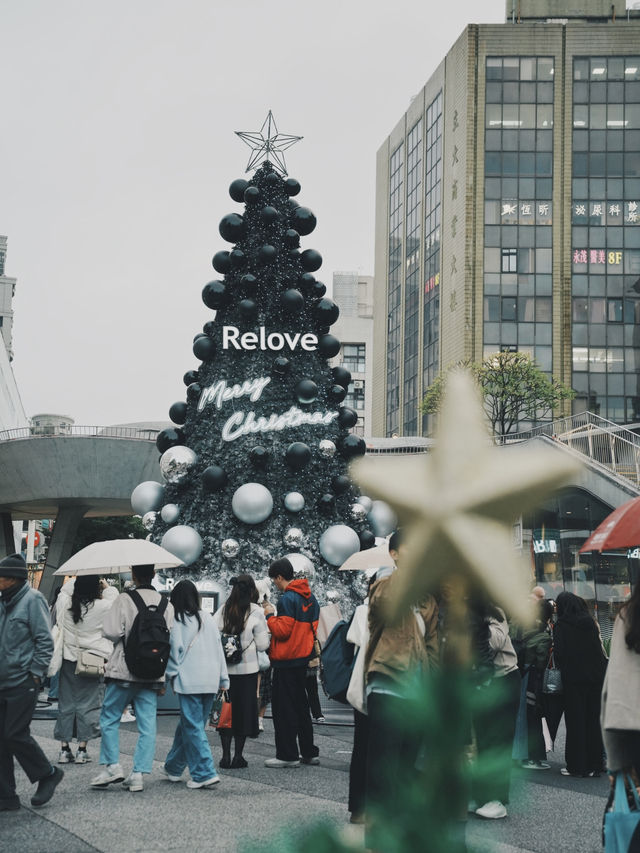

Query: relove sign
222,326,318,351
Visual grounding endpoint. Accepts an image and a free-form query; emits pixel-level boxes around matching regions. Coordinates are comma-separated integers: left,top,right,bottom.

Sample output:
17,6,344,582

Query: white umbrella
53,539,184,576
338,542,395,573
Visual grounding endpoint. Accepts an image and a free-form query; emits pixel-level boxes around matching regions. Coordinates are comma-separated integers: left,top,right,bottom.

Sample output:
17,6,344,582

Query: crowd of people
1,538,640,842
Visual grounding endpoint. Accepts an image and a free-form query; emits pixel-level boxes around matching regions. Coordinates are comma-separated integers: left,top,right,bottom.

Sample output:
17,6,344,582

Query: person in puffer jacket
263,557,319,768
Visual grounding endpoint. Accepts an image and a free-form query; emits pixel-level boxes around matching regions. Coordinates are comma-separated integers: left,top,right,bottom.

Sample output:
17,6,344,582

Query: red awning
579,496,640,554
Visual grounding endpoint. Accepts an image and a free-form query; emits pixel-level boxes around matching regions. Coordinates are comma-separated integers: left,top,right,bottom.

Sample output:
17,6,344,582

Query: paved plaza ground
0,697,609,853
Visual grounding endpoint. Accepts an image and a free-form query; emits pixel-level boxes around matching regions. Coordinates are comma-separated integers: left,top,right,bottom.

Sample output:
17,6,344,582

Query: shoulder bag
73,623,106,679
603,772,640,852
542,646,563,695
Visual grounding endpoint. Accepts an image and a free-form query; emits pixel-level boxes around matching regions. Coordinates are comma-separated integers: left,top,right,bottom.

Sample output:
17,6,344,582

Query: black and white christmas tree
130,113,396,606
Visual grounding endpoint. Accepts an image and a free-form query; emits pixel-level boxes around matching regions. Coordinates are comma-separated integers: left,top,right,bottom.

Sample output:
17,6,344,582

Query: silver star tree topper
235,111,302,176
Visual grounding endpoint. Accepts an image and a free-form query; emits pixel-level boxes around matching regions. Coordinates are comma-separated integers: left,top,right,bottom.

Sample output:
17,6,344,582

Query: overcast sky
1,0,505,425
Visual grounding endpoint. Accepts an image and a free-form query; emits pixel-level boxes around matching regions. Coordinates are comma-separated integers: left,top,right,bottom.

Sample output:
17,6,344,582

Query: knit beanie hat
0,553,28,580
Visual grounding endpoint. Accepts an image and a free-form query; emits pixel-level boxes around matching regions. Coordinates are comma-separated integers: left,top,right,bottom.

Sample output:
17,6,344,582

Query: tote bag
604,772,640,852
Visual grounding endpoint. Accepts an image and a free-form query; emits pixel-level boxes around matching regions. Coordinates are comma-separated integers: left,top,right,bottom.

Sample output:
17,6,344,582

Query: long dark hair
222,574,258,635
555,591,590,622
622,583,640,654
70,576,102,624
170,580,201,629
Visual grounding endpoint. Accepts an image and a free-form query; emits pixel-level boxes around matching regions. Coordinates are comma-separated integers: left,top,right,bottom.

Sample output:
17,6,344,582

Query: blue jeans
164,693,217,783
99,682,158,773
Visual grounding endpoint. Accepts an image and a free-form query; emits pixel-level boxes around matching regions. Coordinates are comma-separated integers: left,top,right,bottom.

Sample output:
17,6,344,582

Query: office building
373,0,640,437
0,236,17,361
331,272,374,436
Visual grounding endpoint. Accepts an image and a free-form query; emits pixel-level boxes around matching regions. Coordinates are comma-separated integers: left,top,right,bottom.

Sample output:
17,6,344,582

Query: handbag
604,772,640,852
216,695,232,730
75,650,106,679
220,632,243,665
542,647,563,695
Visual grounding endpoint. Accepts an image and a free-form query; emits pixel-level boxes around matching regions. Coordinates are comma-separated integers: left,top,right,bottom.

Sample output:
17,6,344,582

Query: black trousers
472,669,521,805
366,692,418,813
271,666,318,762
305,670,323,719
563,681,604,775
349,709,370,815
0,679,53,805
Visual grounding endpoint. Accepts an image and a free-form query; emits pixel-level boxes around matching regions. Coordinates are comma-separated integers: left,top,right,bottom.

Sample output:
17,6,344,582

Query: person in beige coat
601,582,640,784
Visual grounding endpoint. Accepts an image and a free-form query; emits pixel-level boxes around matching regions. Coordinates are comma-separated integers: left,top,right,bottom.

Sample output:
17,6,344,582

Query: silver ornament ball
131,481,165,516
285,552,315,580
356,495,373,513
142,511,157,531
160,446,198,485
221,538,241,559
160,503,180,524
231,483,273,524
350,503,367,523
318,524,361,567
326,589,340,602
368,500,398,538
284,528,304,549
284,492,305,512
318,439,336,458
161,525,203,566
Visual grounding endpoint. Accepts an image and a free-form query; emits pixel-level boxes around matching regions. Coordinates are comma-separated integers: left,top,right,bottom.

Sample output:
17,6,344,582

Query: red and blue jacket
267,578,320,668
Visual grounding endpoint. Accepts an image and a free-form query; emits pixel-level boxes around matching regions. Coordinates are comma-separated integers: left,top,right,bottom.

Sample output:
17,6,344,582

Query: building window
501,248,518,272
342,344,366,374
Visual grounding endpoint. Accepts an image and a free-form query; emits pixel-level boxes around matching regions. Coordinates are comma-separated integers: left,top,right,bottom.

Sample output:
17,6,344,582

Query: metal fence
0,425,160,443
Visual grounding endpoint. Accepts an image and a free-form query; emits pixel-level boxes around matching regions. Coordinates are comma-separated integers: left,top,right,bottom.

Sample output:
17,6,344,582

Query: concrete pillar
0,512,15,558
38,506,88,602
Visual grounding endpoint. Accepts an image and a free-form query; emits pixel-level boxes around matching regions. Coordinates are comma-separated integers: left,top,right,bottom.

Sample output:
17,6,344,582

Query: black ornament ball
314,297,340,326
291,207,317,236
284,178,301,196
261,206,279,224
202,280,228,309
202,465,228,492
250,446,269,468
186,382,202,400
219,213,246,243
193,332,207,343
240,273,258,291
169,401,188,425
332,366,352,388
286,442,312,471
193,336,216,362
229,179,249,202
318,494,335,514
328,384,347,403
283,229,300,248
331,474,351,495
281,289,304,313
287,198,301,211
337,407,358,429
310,281,327,299
156,428,185,454
202,321,216,336
288,249,301,262
318,334,341,358
340,434,366,459
229,248,246,268
300,249,322,272
272,356,291,376
239,298,258,319
295,379,318,404
359,530,376,550
265,171,280,186
183,370,199,387
244,186,261,205
212,251,230,274
258,244,277,264
298,273,316,291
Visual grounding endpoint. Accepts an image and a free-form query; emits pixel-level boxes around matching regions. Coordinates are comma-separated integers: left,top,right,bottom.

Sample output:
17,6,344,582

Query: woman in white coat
214,574,270,768
53,576,118,764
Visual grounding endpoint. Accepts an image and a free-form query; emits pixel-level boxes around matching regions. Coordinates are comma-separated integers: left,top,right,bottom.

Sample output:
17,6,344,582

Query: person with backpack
213,574,270,768
90,564,174,793
163,580,229,787
263,557,320,768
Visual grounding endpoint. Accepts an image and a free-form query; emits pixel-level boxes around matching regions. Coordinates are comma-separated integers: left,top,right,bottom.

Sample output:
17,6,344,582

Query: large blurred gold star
352,371,581,625
235,111,302,175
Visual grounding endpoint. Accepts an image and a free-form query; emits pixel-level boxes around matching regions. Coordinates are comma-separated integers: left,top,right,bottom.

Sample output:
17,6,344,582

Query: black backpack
320,617,355,704
124,590,171,679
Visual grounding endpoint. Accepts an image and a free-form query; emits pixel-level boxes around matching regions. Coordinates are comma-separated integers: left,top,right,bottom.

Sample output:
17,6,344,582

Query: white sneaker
120,711,136,723
186,775,220,788
264,757,300,768
160,765,183,783
258,718,264,732
90,763,125,787
475,800,507,819
74,750,92,764
121,771,143,792
58,748,74,764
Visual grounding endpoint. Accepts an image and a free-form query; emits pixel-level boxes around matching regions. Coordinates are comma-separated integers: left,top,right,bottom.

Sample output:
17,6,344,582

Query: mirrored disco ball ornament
131,481,165,516
161,525,203,566
160,446,198,485
285,552,315,580
350,503,367,523
160,503,180,524
142,511,157,531
318,525,361,567
284,492,305,512
284,528,304,549
231,483,273,524
221,539,241,559
318,439,336,458
357,495,373,513
368,501,398,538
326,589,339,601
